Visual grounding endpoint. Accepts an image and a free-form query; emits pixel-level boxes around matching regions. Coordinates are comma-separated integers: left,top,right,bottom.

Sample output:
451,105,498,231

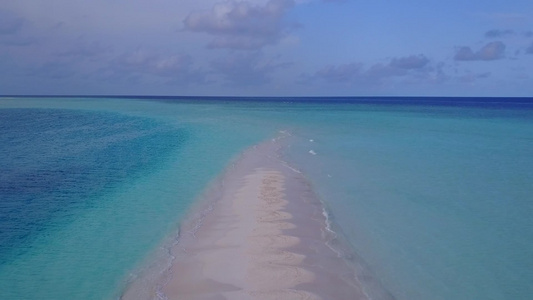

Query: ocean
0,96,532,300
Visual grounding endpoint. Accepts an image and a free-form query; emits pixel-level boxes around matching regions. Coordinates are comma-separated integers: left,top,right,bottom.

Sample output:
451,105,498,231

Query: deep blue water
0,108,186,262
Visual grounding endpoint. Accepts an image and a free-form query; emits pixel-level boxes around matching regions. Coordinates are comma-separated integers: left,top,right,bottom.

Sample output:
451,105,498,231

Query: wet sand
157,138,368,299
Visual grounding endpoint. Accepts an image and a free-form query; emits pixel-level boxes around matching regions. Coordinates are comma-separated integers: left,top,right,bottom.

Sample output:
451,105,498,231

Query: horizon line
2,95,533,99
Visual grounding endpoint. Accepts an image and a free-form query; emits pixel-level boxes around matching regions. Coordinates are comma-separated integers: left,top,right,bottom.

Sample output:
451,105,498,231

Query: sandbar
156,137,368,299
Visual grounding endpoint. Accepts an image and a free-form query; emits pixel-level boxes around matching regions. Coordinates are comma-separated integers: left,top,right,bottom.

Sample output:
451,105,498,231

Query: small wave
279,160,303,174
319,201,380,300
154,231,180,300
151,201,217,299
155,290,168,300
321,206,343,258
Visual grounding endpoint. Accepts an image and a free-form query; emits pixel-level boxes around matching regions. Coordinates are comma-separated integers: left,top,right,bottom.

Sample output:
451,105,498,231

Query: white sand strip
162,166,320,299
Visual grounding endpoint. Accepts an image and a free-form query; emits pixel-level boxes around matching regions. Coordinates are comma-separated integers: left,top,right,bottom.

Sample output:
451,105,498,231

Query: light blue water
1,97,532,300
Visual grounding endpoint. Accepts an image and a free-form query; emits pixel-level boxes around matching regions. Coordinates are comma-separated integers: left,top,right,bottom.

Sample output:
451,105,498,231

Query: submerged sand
123,137,370,299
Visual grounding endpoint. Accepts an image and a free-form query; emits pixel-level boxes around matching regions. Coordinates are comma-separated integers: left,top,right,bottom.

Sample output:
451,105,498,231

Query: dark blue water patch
4,96,533,107
65,96,533,109
0,108,188,262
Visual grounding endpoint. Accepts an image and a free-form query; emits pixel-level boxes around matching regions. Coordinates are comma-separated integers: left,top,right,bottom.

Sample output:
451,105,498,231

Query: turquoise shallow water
283,103,533,300
0,97,532,300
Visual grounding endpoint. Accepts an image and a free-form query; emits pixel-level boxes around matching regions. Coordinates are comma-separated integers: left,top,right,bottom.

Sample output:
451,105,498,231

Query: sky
1,0,533,97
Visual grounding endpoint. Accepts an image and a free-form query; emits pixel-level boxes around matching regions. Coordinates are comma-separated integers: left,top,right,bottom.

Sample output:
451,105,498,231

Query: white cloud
454,41,506,61
111,50,203,81
184,0,296,50
210,51,291,85
315,63,362,82
390,54,430,70
314,54,432,84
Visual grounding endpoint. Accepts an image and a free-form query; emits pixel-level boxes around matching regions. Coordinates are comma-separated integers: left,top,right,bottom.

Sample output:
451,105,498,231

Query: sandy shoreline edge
122,135,372,299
